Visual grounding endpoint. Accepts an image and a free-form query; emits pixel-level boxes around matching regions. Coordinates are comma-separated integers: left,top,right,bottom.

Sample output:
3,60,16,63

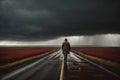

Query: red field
0,48,57,65
73,47,120,63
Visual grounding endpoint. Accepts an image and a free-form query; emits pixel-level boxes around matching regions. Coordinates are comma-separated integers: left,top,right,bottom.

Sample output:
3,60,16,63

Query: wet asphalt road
1,50,120,80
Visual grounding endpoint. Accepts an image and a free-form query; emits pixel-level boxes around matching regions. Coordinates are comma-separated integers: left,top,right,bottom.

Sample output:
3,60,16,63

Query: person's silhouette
62,38,71,62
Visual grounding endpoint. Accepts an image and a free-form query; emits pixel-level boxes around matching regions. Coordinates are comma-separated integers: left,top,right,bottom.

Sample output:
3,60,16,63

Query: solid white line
72,52,119,78
69,52,82,62
1,51,59,80
48,50,61,59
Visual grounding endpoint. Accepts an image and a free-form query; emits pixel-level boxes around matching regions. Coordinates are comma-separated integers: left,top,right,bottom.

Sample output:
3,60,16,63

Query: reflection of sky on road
0,34,120,47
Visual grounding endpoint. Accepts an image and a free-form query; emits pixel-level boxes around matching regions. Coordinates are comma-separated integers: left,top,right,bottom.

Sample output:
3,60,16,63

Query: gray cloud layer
0,0,120,41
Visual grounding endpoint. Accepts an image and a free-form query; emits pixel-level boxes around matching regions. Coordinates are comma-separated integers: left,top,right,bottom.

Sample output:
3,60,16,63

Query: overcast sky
0,0,120,46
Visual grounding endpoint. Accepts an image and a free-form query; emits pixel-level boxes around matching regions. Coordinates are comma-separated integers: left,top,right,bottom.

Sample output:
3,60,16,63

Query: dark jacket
62,41,71,54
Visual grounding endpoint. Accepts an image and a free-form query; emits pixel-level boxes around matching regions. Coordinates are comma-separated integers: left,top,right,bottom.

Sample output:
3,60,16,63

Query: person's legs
64,53,67,62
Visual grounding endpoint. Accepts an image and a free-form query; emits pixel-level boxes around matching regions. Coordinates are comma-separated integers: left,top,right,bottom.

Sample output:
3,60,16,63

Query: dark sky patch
0,0,120,41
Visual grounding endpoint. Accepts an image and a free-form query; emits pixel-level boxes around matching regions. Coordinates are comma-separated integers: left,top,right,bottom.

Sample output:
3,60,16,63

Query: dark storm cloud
0,0,120,41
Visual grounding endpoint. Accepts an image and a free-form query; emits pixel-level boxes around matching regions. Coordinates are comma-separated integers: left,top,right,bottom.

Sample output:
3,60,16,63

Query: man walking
62,38,71,62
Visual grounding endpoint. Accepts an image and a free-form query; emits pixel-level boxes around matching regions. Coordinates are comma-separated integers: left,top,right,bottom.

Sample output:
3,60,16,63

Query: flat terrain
0,48,56,65
73,47,120,63
0,49,120,80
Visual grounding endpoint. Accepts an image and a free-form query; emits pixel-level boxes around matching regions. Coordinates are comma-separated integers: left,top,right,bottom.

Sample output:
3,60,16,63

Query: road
0,50,119,80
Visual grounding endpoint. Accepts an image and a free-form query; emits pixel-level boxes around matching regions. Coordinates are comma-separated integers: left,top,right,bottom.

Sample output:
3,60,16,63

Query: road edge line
0,49,58,70
72,50,120,79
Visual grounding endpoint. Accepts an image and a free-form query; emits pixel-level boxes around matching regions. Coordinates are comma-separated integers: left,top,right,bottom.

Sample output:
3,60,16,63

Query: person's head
64,38,68,42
